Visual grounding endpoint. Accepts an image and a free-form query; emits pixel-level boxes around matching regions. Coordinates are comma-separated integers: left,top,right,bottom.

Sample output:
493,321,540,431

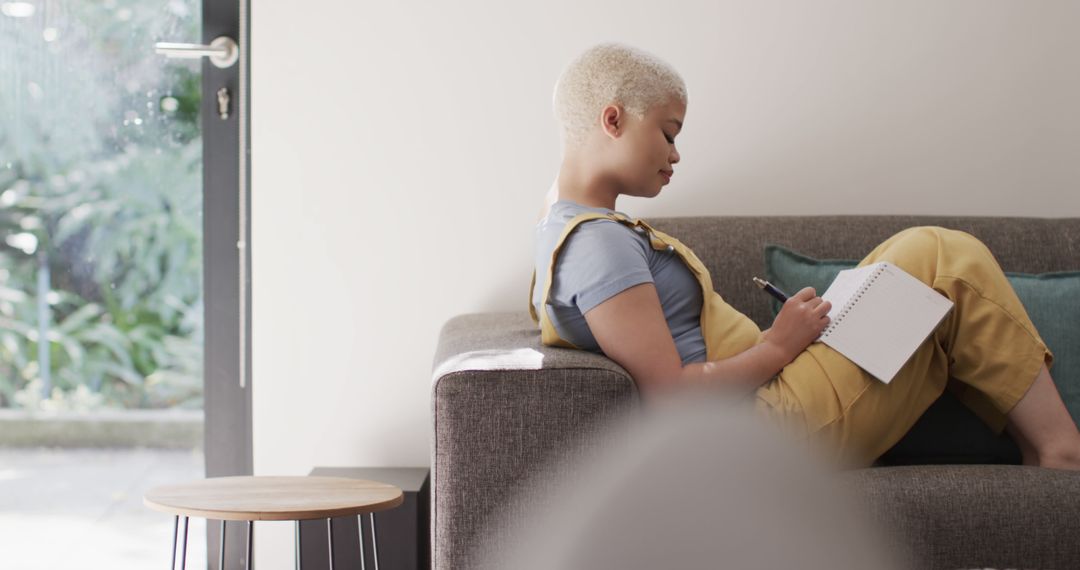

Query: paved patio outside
0,447,207,570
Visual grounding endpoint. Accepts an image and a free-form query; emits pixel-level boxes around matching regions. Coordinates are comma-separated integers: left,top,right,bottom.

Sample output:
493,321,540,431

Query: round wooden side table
144,476,403,570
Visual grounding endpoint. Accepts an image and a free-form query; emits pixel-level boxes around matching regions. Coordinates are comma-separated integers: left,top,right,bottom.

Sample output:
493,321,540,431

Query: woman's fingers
779,289,832,341
816,304,832,332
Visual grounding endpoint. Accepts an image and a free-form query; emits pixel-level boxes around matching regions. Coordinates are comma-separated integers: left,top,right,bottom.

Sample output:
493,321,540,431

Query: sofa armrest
845,464,1080,569
430,312,638,570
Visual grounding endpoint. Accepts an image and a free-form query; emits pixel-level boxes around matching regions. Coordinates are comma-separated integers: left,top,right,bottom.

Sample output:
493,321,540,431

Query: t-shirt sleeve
551,220,654,314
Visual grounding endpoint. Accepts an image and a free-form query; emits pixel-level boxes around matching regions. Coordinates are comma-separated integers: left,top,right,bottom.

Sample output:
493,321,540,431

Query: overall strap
530,211,760,362
528,212,671,348
629,219,719,298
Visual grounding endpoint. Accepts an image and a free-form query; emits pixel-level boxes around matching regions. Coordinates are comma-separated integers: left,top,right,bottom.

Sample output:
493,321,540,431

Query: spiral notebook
815,261,954,384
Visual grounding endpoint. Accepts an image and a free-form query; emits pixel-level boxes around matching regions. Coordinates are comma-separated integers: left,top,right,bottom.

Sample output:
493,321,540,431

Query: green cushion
763,244,1080,465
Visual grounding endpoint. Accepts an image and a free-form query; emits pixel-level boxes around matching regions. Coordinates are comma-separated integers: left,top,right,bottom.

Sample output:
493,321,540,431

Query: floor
0,447,207,570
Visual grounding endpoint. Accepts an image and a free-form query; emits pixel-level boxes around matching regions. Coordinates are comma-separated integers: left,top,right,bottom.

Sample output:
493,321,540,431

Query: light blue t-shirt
532,199,707,365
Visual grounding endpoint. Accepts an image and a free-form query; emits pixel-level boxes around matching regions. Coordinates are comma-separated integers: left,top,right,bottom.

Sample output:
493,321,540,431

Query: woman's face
602,98,685,199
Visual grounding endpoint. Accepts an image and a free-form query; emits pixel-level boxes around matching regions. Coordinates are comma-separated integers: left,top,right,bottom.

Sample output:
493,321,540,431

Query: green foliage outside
0,0,204,410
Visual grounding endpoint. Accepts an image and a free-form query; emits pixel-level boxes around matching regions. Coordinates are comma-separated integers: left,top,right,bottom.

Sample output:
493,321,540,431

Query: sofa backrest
646,216,1080,329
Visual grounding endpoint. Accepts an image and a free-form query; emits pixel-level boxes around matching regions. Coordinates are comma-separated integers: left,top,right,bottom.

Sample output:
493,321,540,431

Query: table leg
356,515,366,570
219,520,226,570
180,516,189,570
326,518,335,570
171,516,179,570
370,514,379,570
295,520,301,570
245,520,253,570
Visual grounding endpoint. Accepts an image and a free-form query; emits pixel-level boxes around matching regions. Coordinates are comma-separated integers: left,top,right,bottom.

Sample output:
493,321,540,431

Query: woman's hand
764,287,831,363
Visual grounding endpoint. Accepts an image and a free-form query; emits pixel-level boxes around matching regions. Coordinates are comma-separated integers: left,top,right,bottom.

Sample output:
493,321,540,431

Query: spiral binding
821,264,888,338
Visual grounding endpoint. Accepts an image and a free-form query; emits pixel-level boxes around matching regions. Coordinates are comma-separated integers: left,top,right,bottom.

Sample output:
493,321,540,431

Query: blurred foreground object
475,388,911,570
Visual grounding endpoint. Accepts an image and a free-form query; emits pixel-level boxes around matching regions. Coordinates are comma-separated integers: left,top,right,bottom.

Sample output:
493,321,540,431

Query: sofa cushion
845,465,1080,570
763,243,1080,464
1007,270,1080,425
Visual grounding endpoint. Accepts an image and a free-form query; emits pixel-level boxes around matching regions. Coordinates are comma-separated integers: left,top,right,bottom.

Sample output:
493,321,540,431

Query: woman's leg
771,225,1066,468
1005,363,1080,469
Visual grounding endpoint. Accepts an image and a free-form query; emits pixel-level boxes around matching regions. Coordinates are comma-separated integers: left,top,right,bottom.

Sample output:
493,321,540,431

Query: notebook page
819,264,882,323
819,262,953,383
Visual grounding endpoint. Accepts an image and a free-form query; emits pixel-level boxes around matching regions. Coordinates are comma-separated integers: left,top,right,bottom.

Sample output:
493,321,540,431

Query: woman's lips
660,171,672,183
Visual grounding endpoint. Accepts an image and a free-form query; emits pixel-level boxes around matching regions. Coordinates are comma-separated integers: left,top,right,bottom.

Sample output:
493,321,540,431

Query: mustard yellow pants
753,226,1055,468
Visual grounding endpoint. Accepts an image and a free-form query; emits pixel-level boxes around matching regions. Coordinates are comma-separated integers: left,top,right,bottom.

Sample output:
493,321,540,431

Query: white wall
251,1,1080,566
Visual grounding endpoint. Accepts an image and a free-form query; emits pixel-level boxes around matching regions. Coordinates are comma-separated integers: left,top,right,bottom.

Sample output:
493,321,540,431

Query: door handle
155,36,238,68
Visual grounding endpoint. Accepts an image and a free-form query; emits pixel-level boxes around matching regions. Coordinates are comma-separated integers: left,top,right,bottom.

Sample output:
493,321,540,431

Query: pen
752,277,789,303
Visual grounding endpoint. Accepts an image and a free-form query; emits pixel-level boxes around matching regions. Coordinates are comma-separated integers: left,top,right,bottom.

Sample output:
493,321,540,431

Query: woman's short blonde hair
553,42,687,150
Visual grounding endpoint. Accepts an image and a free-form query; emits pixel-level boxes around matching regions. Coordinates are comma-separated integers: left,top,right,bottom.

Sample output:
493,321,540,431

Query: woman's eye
664,133,674,144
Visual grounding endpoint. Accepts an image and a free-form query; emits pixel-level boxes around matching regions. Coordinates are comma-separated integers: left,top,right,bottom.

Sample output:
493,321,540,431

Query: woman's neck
556,161,618,210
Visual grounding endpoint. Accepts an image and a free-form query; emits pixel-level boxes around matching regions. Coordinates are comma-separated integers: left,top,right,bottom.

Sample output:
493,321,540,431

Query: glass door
0,0,249,568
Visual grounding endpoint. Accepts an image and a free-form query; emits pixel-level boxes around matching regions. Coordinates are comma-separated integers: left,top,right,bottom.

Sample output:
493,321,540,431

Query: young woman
531,42,1080,470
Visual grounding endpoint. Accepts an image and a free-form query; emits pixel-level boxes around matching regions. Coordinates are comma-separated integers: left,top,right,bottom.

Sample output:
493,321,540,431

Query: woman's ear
599,104,623,138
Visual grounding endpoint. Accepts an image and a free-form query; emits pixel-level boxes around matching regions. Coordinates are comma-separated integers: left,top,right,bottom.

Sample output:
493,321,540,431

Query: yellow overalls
530,212,1054,468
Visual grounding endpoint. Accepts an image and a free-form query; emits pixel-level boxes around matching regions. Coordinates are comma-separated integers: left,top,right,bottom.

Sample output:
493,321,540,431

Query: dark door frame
202,0,252,567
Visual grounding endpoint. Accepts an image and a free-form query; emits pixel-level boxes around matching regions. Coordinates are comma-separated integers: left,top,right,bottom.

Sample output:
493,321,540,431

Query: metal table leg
219,520,226,570
356,515,366,570
170,516,179,570
370,513,379,570
295,520,301,570
179,516,189,570
245,520,253,570
326,518,335,570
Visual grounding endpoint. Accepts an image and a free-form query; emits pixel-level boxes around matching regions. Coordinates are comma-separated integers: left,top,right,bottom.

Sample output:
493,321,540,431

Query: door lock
217,87,230,120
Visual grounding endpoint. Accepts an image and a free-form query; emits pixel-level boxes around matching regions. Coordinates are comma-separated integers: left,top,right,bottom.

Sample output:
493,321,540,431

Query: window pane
1,2,206,568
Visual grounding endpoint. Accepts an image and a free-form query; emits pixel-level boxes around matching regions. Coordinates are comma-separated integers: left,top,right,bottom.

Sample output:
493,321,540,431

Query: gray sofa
431,215,1080,570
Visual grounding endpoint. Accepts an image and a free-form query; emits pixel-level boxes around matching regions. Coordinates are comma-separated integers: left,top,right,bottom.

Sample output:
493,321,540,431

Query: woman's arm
583,283,831,401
